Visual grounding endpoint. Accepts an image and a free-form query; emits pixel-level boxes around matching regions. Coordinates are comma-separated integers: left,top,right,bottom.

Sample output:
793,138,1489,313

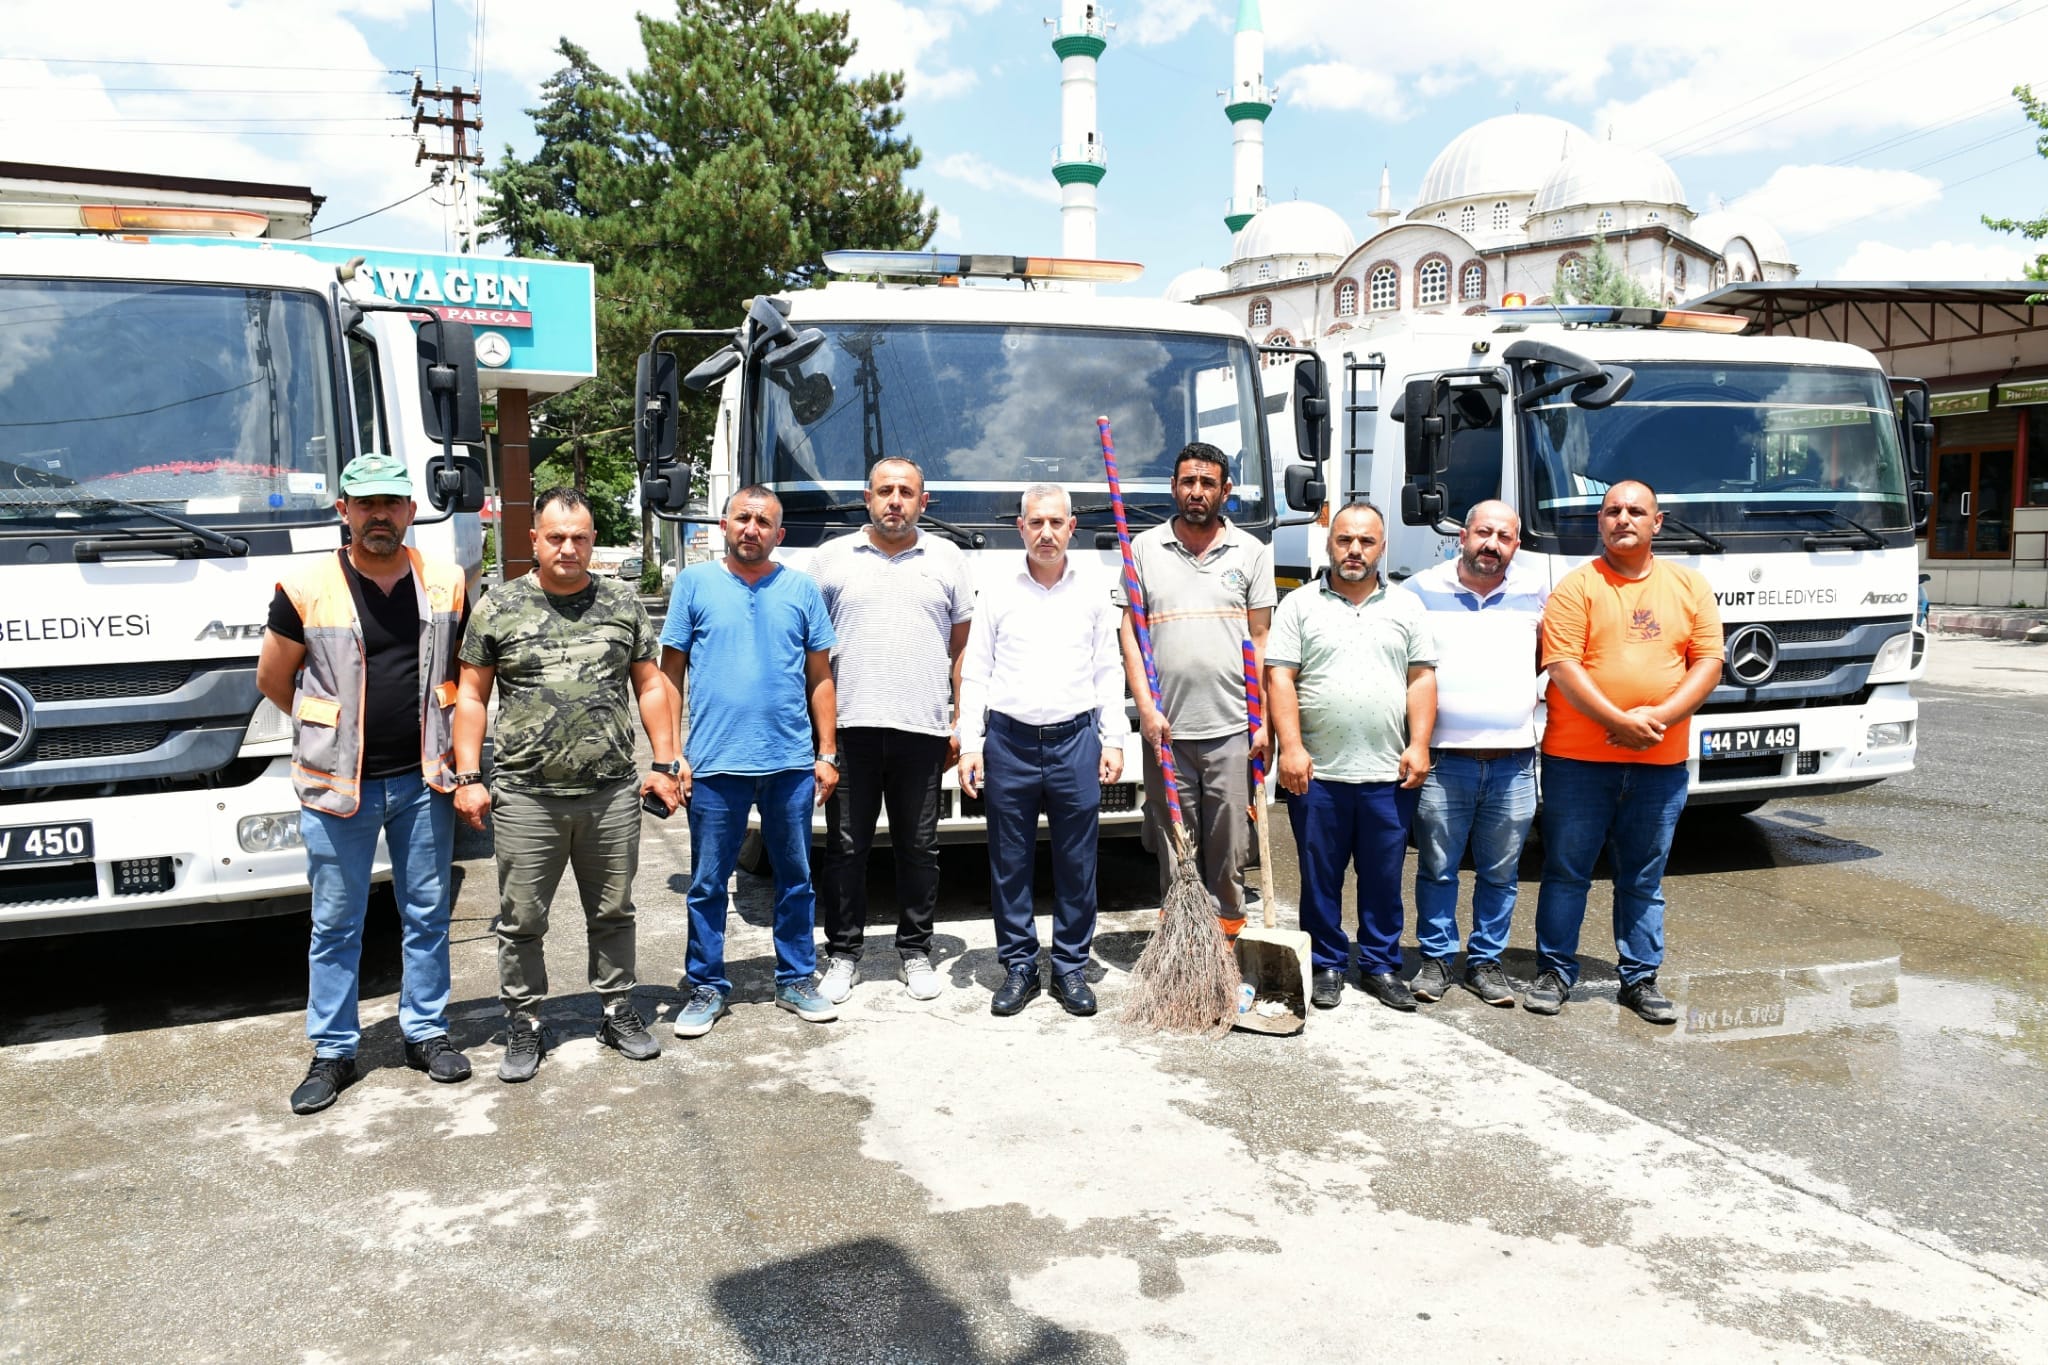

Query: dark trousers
819,726,949,962
983,711,1101,975
1287,777,1419,974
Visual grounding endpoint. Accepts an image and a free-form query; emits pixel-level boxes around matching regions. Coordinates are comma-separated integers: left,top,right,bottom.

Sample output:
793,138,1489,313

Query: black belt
990,711,1092,741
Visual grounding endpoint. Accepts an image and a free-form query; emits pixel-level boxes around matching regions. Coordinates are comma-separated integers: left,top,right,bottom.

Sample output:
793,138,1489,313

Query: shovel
1233,639,1310,1035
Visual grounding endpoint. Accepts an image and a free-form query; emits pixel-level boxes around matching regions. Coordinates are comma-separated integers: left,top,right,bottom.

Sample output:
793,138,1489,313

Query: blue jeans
1534,756,1689,987
301,772,454,1058
1286,778,1418,974
686,769,818,992
1413,750,1537,965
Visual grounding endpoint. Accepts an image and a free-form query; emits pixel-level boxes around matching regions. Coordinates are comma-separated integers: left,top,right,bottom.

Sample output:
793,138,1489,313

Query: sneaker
673,985,729,1039
1617,976,1679,1025
1410,956,1455,1003
819,955,858,1004
898,953,942,1001
499,1014,547,1083
775,977,838,1023
1523,969,1570,1016
403,1034,472,1083
289,1055,358,1115
991,962,1042,1016
1049,969,1098,1017
597,999,662,1060
1463,960,1517,1008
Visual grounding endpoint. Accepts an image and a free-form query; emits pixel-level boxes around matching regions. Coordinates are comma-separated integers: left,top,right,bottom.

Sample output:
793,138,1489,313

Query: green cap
339,451,412,498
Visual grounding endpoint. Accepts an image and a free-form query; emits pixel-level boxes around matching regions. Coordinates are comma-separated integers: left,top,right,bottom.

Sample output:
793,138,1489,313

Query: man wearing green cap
258,451,474,1114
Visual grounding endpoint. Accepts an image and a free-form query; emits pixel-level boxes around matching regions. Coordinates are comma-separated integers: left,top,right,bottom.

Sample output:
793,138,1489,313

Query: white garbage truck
631,249,1282,845
1278,304,1933,812
0,224,486,936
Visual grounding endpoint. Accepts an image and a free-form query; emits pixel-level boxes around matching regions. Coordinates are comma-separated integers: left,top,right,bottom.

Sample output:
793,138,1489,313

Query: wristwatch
816,753,839,769
650,760,682,777
452,771,485,787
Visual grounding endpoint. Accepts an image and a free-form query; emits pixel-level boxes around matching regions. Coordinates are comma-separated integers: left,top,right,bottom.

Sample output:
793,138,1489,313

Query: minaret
1368,165,1399,231
1223,0,1271,233
1050,1,1109,263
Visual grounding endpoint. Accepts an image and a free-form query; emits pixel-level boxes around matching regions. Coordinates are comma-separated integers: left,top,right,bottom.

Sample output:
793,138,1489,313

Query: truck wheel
735,829,772,877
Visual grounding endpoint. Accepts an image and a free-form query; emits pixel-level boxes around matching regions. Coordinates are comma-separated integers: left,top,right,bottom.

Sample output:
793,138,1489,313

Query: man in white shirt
1401,500,1547,1010
958,484,1129,1018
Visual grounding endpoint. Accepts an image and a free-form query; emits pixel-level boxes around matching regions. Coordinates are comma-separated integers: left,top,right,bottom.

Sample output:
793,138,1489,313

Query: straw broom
1098,416,1240,1036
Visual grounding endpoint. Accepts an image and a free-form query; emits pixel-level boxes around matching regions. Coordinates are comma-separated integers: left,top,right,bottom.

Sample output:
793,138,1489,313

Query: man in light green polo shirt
1266,502,1436,1012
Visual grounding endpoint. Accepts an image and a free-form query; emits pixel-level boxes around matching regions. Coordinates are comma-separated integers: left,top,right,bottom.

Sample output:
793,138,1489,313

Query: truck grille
6,661,195,702
30,723,170,762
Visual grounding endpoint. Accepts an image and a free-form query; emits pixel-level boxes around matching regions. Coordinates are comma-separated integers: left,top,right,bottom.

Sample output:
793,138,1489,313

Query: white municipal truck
0,221,486,936
1278,304,1933,813
632,249,1281,845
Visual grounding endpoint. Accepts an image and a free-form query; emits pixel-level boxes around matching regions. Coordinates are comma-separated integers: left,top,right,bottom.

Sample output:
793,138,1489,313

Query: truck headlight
237,812,303,852
1865,722,1912,749
242,698,293,746
1868,632,1912,680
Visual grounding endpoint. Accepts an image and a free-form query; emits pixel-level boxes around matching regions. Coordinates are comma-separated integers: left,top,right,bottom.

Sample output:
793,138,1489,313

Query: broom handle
1244,639,1278,932
1097,415,1186,837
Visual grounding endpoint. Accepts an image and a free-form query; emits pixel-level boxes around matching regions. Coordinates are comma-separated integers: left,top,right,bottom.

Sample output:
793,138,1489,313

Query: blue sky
6,1,2045,293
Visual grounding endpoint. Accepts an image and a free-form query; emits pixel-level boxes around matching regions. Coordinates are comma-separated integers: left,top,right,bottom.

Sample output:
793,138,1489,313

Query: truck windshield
1520,362,1911,545
0,278,339,527
753,322,1270,532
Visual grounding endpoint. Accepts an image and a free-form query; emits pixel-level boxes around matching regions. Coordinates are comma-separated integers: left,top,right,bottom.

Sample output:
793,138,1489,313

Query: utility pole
411,73,484,253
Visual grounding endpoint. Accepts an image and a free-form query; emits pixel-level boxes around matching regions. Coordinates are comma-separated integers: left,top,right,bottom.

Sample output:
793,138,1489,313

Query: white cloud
1728,165,1942,237
932,206,964,243
1276,60,1407,120
932,151,1063,205
1833,239,2036,281
1122,0,1215,47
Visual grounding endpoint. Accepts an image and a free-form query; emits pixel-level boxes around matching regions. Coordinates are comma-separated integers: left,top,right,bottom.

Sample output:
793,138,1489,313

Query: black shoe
1310,967,1345,1010
1357,970,1418,1012
290,1055,358,1115
597,1000,662,1060
1410,956,1455,1003
1463,960,1517,1008
1049,969,1098,1017
403,1034,472,1083
1617,976,1678,1024
1524,969,1569,1015
990,963,1042,1016
499,1014,548,1083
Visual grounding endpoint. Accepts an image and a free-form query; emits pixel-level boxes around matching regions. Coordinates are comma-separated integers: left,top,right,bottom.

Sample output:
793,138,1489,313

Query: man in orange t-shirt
1528,481,1723,1023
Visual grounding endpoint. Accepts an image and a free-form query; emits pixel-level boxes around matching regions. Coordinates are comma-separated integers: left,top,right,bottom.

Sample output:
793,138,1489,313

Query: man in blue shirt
659,486,840,1036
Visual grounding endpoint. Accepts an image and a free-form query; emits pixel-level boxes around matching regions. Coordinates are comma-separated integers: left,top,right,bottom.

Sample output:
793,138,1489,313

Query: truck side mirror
1292,356,1329,466
424,452,487,513
1283,462,1326,512
1401,481,1445,527
1403,377,1447,478
417,321,483,446
1894,382,1934,533
641,462,695,514
635,350,681,468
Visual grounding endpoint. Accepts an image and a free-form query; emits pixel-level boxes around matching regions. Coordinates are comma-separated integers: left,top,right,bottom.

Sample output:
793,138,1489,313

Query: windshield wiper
1071,501,1170,526
71,495,249,559
1745,505,1884,550
1652,513,1725,554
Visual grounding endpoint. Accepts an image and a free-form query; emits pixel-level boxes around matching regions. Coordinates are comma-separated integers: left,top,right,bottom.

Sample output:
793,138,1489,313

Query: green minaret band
1224,212,1255,233
1224,100,1272,124
1054,161,1107,187
1051,34,1107,61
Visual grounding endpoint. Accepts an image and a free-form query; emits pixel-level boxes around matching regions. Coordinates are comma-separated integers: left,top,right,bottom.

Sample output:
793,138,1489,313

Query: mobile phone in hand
640,790,674,819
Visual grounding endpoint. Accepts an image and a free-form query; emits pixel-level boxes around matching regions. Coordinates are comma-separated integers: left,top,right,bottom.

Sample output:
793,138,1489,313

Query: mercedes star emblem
0,676,35,767
1725,623,1781,687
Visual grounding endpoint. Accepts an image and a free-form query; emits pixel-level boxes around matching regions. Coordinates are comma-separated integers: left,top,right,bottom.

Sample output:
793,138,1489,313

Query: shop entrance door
1930,446,2016,557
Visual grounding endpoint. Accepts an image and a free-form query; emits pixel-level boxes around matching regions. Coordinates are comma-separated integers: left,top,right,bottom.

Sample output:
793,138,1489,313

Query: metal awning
1686,281,2044,364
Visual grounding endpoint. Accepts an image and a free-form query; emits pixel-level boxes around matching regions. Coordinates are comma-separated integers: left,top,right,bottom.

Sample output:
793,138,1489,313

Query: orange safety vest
280,547,466,815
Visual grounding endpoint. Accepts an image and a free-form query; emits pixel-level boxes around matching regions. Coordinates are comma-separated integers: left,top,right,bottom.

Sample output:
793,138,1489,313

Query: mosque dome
1412,113,1595,214
1230,200,1357,263
1689,210,1794,267
1163,265,1229,303
1533,140,1687,213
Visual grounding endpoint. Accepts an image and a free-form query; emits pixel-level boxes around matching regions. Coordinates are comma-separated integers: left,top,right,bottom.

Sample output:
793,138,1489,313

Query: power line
19,115,408,125
0,84,405,95
0,55,452,75
307,182,438,237
1788,151,2043,244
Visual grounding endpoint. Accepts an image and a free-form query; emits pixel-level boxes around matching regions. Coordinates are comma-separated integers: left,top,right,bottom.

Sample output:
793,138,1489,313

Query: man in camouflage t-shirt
453,488,683,1082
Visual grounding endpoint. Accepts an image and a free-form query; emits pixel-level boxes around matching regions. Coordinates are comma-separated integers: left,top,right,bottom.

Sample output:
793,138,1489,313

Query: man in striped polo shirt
1401,500,1547,1009
810,458,975,1003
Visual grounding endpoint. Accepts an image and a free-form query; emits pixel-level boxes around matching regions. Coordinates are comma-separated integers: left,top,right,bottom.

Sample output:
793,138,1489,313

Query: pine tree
1554,231,1658,307
1981,84,2048,288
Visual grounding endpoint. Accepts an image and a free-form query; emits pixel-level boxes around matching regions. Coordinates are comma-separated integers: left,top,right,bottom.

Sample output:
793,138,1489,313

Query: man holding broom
1116,442,1276,940
958,484,1128,1018
1267,502,1437,1012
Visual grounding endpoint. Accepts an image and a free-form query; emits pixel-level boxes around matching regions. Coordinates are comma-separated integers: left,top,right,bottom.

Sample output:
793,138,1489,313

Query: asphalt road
2,635,2044,1362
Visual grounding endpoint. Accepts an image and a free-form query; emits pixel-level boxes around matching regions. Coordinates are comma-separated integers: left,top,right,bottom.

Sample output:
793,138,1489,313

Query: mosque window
1369,264,1397,311
1551,217,1565,237
1435,210,1448,223
1673,258,1687,293
1491,201,1510,232
1560,254,1584,287
1646,210,1660,222
1459,205,1477,233
1461,261,1485,302
1597,209,1614,232
1249,298,1271,327
1714,261,1727,287
1257,261,1274,280
1294,259,1313,277
1336,280,1359,318
1417,256,1449,307
1265,331,1293,362
1734,264,1747,282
